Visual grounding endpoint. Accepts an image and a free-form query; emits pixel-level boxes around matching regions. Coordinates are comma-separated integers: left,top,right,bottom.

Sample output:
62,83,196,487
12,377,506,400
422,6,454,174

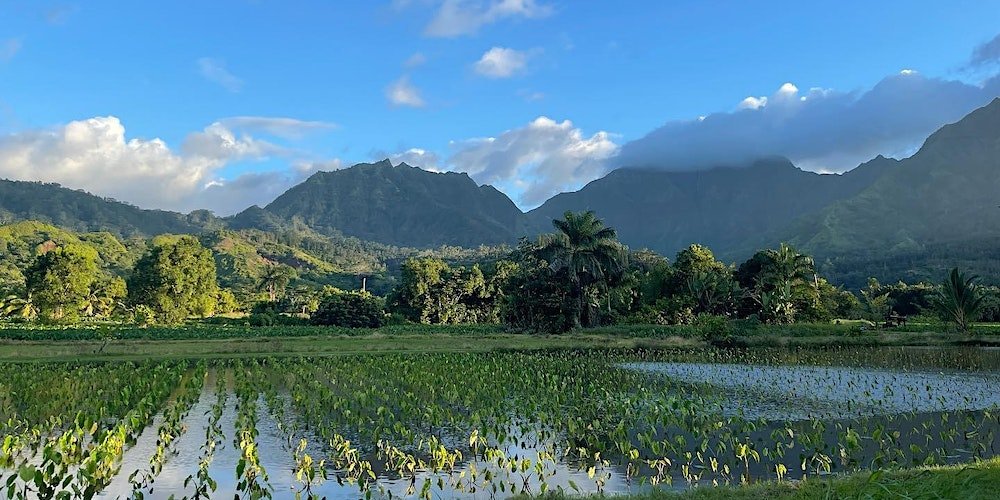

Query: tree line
0,211,992,333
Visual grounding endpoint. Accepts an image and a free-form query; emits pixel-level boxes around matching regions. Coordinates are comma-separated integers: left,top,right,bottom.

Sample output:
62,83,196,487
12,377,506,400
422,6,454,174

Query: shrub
311,290,386,328
693,313,732,342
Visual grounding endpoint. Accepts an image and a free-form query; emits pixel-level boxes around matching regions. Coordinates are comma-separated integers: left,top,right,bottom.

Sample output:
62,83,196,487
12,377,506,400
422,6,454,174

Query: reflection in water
622,362,1000,420
78,359,1000,498
99,382,634,499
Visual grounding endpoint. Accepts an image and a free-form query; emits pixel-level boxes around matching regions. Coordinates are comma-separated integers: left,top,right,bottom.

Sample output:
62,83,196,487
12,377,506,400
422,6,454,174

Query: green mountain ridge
2,99,1000,288
257,160,527,247
528,156,895,259
0,179,211,236
781,97,1000,256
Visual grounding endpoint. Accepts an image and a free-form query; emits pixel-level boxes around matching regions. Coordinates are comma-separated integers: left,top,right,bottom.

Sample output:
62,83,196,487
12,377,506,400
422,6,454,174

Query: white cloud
388,148,443,171
404,52,427,68
0,116,340,215
0,39,22,62
377,117,616,207
0,117,220,208
615,73,1000,173
473,47,530,78
180,122,286,161
386,75,426,107
738,96,767,110
776,82,798,95
423,0,552,37
197,57,244,92
447,116,618,206
216,116,336,139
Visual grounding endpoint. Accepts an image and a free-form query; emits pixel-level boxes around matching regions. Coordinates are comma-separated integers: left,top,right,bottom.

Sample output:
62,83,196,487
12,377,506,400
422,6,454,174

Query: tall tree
24,244,99,322
934,268,984,333
86,276,128,319
534,211,627,328
392,257,497,324
738,243,818,323
763,243,815,291
257,263,295,302
128,236,219,324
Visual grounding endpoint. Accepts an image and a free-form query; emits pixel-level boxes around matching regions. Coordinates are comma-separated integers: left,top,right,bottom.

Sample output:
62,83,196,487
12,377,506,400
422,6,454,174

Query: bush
693,314,732,342
311,290,386,328
247,312,308,327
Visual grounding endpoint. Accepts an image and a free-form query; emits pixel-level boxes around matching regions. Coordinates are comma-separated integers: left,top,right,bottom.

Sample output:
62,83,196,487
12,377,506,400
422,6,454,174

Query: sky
1,0,1000,214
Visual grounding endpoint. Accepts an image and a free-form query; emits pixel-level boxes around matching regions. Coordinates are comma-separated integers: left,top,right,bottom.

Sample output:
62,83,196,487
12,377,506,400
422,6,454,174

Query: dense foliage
311,289,386,328
0,208,996,333
391,257,511,324
127,236,220,324
24,243,100,322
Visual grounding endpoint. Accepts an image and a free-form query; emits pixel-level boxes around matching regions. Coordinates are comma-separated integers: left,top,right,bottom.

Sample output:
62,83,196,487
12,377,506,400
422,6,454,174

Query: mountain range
3,98,1000,289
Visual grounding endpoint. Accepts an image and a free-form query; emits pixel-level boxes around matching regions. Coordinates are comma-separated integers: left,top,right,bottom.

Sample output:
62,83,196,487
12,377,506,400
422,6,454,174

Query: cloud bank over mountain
2,31,1000,215
614,72,1000,173
0,116,337,215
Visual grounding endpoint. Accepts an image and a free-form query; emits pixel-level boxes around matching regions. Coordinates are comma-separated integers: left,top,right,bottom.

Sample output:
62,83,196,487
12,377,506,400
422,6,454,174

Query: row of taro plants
1,348,999,497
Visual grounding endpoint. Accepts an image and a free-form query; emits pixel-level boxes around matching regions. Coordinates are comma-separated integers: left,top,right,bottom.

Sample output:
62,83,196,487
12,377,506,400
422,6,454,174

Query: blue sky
1,0,999,214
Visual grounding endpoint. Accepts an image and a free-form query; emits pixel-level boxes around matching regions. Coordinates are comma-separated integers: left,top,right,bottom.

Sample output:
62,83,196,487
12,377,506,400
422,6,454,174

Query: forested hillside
0,179,211,236
527,156,894,258
258,160,528,247
0,220,506,304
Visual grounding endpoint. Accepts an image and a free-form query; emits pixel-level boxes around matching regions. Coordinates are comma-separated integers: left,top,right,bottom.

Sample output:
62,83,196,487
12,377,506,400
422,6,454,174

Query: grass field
518,457,1000,499
1,320,998,362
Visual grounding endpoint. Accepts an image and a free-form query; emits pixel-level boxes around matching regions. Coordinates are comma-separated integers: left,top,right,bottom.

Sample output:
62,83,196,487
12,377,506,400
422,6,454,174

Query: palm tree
257,263,295,302
753,281,796,324
934,268,984,334
535,211,627,328
764,243,815,290
1,294,38,320
687,269,739,316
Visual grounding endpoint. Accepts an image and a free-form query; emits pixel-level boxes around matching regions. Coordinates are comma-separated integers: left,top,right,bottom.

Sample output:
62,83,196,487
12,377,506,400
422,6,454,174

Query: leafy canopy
127,236,220,324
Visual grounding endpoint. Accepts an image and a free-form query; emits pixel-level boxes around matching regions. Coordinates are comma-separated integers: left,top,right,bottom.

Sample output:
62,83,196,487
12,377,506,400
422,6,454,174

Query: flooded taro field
1,347,999,499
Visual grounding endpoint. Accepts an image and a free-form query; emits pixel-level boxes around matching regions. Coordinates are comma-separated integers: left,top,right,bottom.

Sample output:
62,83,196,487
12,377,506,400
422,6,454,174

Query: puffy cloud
738,96,767,110
386,75,426,107
614,72,1000,173
1,39,22,62
180,122,286,161
473,47,530,78
969,33,1000,68
423,0,552,37
448,116,618,206
197,57,244,92
0,116,218,208
0,116,339,215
